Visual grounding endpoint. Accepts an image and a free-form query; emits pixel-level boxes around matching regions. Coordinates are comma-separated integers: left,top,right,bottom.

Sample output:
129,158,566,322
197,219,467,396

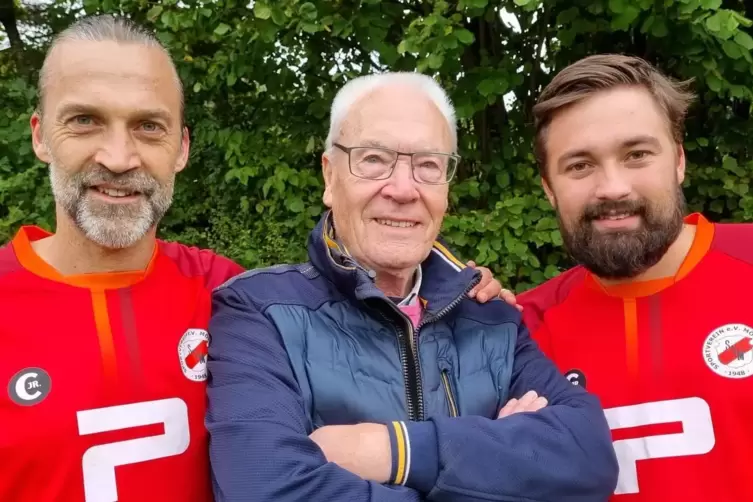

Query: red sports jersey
0,226,243,502
519,213,753,501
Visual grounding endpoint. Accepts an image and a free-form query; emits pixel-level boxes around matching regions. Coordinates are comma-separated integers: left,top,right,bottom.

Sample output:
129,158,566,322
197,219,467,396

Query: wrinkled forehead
42,40,182,123
340,86,453,152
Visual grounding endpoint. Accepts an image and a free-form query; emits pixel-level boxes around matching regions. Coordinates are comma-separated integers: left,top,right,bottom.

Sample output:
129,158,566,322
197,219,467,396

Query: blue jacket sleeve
206,283,424,502
388,322,618,502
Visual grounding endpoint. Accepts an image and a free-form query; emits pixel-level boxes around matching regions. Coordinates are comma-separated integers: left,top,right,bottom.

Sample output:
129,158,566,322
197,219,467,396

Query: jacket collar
307,211,480,316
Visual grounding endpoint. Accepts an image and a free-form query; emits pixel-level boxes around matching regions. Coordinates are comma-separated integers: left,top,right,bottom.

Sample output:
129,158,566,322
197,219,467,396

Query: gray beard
48,162,174,249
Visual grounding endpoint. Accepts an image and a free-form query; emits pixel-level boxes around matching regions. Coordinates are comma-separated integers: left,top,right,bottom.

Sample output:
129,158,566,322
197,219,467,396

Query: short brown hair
533,54,695,176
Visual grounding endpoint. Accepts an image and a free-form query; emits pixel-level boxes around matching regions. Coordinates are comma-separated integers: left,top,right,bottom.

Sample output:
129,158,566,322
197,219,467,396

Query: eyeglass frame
331,142,460,185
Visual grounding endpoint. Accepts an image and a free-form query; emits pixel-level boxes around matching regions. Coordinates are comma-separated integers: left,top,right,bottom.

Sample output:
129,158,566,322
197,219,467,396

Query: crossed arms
206,285,618,502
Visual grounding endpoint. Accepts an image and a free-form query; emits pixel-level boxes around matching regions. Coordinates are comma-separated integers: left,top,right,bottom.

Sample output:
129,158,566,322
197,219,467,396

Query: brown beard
558,185,686,279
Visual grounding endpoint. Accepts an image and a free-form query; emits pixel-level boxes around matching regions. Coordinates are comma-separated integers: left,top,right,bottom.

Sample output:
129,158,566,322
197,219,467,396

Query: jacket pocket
439,361,459,417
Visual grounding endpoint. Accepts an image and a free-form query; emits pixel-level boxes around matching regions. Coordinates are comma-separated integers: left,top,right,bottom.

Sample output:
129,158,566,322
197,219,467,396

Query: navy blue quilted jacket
206,212,618,501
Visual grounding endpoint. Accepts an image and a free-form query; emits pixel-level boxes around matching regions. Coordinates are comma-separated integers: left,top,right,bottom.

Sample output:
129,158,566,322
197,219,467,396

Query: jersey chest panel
544,255,753,501
0,270,214,502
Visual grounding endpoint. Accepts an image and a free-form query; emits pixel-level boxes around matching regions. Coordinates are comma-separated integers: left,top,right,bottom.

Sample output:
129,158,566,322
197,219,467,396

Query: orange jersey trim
91,289,118,384
10,225,159,385
623,298,639,381
11,226,157,289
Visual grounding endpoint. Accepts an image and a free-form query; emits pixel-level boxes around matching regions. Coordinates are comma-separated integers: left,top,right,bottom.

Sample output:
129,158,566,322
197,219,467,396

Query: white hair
325,72,458,152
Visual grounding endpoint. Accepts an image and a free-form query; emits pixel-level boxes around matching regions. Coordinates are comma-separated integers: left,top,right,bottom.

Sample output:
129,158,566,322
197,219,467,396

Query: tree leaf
455,28,475,45
287,198,305,213
608,0,625,14
705,12,722,32
427,53,444,69
254,2,272,20
734,30,753,50
299,2,318,22
271,7,287,26
478,78,501,97
722,39,742,59
641,14,655,34
700,0,722,9
730,11,753,28
214,23,231,36
651,17,669,37
146,5,163,22
706,72,722,92
722,155,738,171
611,6,640,30
557,7,579,25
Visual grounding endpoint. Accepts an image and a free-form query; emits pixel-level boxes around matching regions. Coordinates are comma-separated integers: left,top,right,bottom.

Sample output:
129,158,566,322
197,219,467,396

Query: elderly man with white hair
206,73,619,502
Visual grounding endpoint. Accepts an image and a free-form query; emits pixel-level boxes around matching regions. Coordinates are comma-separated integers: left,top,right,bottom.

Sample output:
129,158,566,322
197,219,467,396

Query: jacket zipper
440,369,459,417
340,255,424,421
363,260,481,422
412,274,479,420
375,308,420,420
394,273,481,422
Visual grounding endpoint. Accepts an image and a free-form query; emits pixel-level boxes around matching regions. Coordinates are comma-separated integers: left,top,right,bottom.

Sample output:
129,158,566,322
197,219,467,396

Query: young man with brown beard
519,54,753,502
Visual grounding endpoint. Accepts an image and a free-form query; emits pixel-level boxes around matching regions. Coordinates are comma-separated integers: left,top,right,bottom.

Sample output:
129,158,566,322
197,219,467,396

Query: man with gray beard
0,16,506,502
518,54,753,501
0,14,247,502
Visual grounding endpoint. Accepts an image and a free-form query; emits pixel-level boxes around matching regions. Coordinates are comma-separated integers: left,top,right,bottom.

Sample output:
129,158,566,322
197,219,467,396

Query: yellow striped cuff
388,421,411,485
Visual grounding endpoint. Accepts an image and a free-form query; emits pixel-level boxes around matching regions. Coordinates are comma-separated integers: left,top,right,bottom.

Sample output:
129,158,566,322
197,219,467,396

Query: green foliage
2,0,753,289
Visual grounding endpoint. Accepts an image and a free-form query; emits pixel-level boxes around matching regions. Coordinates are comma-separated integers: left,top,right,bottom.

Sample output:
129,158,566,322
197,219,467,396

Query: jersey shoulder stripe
518,266,589,335
709,222,753,266
157,240,244,291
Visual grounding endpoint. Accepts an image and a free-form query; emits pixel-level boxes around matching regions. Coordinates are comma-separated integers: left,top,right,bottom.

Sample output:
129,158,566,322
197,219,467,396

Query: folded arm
206,284,424,502
388,322,618,502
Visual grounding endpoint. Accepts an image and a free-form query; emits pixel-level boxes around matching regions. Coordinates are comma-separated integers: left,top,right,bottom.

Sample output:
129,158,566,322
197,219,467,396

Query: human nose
92,125,142,173
381,155,420,203
593,164,632,201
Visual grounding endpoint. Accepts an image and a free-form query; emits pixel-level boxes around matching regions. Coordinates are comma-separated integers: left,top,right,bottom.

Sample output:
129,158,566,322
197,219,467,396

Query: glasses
332,143,459,185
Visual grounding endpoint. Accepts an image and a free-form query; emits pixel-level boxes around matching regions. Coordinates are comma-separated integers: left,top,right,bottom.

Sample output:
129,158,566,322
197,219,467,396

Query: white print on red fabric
605,397,715,495
178,328,210,382
702,323,753,379
77,398,190,501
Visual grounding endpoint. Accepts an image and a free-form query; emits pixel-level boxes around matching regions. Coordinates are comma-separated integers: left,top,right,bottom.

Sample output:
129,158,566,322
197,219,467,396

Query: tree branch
526,5,548,117
0,0,23,49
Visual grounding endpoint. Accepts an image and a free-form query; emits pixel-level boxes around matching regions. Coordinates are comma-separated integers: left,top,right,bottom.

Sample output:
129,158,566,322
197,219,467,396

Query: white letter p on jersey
605,397,715,495
77,398,190,502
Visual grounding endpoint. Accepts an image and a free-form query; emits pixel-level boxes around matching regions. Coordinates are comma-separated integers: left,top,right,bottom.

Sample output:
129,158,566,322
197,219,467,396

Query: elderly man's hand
497,390,548,418
467,260,522,310
309,423,391,483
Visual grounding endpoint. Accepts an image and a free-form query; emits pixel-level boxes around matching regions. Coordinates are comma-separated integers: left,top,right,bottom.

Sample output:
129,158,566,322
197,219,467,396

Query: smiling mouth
595,211,637,221
90,186,141,198
375,218,417,228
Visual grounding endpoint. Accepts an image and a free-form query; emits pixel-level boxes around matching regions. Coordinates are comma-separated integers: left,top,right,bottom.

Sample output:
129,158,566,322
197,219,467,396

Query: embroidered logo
178,329,210,382
702,323,753,379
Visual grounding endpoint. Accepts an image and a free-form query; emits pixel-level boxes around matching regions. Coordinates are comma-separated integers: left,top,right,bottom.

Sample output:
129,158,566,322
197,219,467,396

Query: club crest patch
178,328,210,382
702,323,753,379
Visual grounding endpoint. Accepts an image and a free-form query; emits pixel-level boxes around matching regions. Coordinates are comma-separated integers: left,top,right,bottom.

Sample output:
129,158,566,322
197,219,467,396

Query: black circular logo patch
8,367,52,406
564,369,587,389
